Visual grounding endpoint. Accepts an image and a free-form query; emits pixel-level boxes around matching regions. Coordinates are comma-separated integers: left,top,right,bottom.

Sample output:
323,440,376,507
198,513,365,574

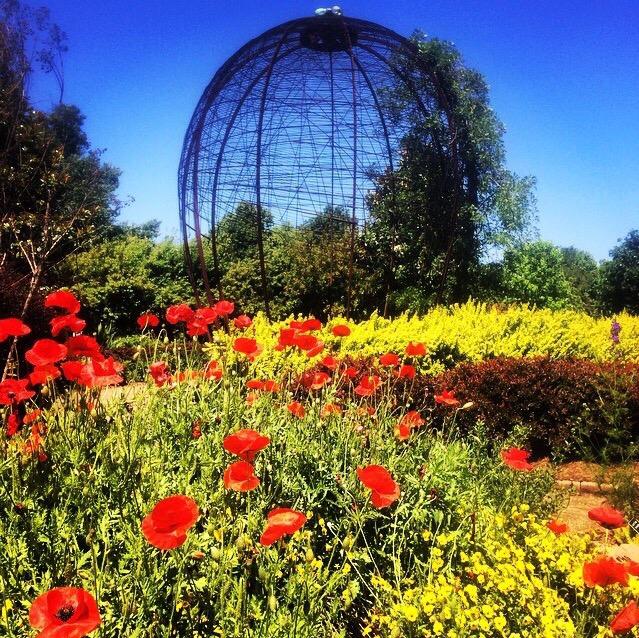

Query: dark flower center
56,605,75,622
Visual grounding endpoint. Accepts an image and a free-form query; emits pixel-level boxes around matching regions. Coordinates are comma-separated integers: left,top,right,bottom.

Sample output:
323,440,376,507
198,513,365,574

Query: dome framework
178,8,460,317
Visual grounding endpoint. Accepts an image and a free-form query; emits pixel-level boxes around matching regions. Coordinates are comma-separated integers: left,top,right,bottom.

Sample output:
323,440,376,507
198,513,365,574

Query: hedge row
304,356,639,462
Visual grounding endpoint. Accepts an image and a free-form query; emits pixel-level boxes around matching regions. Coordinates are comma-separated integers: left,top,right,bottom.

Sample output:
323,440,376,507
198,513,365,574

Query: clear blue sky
30,0,639,261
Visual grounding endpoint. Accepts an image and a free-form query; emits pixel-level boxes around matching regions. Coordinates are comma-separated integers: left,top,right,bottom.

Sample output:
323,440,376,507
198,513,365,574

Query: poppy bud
191,551,205,560
210,547,222,560
40,385,49,397
342,536,354,551
163,336,170,344
268,595,277,612
258,566,268,582
305,548,314,563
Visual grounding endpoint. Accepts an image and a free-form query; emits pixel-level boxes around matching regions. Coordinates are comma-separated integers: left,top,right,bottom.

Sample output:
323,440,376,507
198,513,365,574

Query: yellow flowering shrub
365,505,639,638
205,302,639,378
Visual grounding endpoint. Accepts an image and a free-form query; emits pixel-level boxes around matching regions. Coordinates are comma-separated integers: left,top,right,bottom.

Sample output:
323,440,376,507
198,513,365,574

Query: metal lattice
179,8,458,316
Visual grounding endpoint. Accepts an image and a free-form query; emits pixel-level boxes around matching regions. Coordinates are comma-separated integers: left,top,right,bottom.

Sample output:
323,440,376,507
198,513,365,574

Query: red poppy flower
24,409,42,424
321,355,339,370
400,411,425,429
61,361,84,383
500,447,534,472
434,389,460,406
405,341,427,357
0,317,31,341
394,364,416,379
214,300,234,316
344,366,358,379
611,601,639,634
277,328,297,348
6,412,21,437
247,379,265,390
186,318,209,337
233,314,252,329
204,360,223,380
588,505,626,530
51,314,86,337
293,333,319,351
546,519,568,535
137,313,160,330
259,508,307,546
233,337,262,359
321,403,342,417
25,339,68,367
287,401,305,418
379,353,400,367
196,307,219,324
583,556,629,587
357,465,401,508
394,420,411,441
45,290,81,314
29,364,61,386
166,304,195,324
223,429,270,462
223,460,260,491
78,357,123,388
29,586,101,638
263,380,280,393
149,361,171,387
246,392,259,406
354,375,381,397
300,318,322,332
141,495,199,550
306,342,324,358
0,378,34,405
301,371,331,390
65,335,101,359
332,324,350,337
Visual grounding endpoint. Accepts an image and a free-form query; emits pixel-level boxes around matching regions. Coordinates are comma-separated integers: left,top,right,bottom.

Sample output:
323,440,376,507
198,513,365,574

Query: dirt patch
556,491,610,534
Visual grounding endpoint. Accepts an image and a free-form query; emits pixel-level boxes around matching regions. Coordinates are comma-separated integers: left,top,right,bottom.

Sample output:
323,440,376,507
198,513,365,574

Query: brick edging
556,479,614,494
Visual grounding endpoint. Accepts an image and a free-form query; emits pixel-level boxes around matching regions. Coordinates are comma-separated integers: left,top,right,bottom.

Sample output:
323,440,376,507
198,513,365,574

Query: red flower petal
141,495,199,550
29,587,101,636
45,290,81,314
332,324,350,337
223,461,260,492
223,429,270,462
25,339,67,367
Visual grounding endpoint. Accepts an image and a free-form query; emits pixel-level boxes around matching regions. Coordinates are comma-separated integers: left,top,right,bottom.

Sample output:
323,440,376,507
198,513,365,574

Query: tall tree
367,36,536,313
500,241,574,309
559,246,599,312
599,230,639,315
0,0,121,373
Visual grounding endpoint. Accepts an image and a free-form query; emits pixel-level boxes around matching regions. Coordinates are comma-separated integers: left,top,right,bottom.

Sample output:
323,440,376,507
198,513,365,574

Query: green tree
559,246,599,312
500,241,574,309
216,201,274,263
367,36,536,313
61,232,192,334
0,1,120,324
599,230,639,315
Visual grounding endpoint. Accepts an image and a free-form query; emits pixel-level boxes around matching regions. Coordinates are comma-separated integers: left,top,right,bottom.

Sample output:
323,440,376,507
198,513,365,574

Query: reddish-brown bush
433,357,639,460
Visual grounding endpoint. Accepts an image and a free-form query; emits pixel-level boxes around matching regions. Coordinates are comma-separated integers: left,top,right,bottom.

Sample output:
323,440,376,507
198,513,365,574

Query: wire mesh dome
179,7,458,316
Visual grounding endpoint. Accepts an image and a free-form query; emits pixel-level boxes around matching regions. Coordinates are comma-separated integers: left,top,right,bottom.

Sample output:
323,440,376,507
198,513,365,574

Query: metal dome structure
179,7,459,316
